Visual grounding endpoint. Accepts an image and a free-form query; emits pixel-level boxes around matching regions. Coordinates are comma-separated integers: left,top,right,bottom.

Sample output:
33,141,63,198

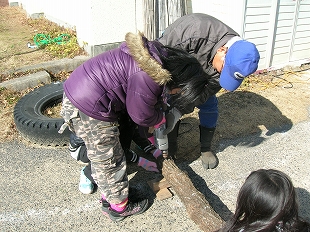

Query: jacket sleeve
126,71,164,127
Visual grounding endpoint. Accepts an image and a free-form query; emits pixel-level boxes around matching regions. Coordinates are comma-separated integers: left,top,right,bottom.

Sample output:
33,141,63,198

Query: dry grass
0,5,82,142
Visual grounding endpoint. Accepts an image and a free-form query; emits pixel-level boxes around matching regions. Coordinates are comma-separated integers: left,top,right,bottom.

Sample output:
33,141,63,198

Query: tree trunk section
162,159,223,232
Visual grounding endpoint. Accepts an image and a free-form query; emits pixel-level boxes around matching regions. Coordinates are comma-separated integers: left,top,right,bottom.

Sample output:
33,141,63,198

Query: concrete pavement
1,110,309,231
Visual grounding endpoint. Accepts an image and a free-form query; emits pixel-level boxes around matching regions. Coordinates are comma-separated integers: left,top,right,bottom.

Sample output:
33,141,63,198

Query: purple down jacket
63,32,171,127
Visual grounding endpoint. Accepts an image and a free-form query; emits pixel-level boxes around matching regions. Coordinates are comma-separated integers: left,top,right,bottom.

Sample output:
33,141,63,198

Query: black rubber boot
199,126,218,169
167,120,181,160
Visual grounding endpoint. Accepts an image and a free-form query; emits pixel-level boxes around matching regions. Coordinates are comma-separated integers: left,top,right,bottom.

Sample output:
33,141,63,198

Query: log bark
162,159,223,232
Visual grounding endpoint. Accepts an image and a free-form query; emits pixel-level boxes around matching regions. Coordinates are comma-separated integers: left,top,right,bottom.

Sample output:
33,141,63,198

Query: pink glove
148,136,155,145
152,149,162,159
154,117,166,129
138,157,159,172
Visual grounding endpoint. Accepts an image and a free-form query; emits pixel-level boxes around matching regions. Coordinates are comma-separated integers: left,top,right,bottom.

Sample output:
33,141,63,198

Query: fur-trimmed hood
64,32,169,126
125,32,171,85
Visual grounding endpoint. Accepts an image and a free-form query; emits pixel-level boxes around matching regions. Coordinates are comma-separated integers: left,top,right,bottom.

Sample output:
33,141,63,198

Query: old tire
13,82,70,146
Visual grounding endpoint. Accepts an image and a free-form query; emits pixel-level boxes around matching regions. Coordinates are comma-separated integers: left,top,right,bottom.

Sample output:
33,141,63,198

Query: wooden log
162,158,223,232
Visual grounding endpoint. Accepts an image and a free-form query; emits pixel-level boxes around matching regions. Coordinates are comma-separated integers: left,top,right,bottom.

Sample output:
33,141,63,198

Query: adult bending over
158,13,260,169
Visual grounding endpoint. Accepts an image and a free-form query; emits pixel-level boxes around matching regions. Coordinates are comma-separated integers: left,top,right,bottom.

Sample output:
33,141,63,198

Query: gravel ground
1,106,309,231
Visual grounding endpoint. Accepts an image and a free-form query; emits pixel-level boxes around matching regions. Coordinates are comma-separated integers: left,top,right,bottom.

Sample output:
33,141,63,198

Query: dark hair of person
159,46,209,111
218,169,310,232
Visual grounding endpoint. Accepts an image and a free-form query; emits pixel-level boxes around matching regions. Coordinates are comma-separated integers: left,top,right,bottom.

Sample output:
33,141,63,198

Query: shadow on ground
296,187,310,223
126,90,295,222
175,91,293,163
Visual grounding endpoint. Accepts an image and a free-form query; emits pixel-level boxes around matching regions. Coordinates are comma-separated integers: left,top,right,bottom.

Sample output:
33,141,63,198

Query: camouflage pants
59,93,128,204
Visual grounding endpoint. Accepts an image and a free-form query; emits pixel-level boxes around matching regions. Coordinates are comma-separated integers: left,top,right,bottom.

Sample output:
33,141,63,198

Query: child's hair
219,169,310,232
160,46,209,112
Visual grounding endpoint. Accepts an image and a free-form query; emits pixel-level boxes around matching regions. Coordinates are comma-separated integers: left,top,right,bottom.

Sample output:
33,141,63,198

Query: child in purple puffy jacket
59,32,210,221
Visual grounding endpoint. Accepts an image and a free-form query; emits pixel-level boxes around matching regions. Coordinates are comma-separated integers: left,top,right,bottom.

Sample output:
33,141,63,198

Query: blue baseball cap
219,40,260,91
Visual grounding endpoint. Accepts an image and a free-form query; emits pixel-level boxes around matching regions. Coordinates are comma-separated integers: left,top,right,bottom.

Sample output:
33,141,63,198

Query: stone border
0,55,89,91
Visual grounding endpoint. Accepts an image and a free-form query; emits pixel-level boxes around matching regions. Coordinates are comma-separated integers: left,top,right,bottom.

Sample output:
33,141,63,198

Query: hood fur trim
125,32,171,85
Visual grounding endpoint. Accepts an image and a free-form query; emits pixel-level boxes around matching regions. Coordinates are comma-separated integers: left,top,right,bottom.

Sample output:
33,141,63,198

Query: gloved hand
152,149,162,159
138,157,159,172
154,117,166,129
163,107,182,135
147,117,166,135
152,149,164,172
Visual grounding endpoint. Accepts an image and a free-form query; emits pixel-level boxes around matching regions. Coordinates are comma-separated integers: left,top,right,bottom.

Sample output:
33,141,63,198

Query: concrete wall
190,0,245,36
8,0,310,69
9,0,144,56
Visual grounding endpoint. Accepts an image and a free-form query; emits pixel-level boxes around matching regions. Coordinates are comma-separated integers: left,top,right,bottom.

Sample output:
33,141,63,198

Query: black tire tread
13,82,70,146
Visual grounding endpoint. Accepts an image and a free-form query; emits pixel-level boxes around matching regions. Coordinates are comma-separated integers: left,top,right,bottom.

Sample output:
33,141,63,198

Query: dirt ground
1,6,310,162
